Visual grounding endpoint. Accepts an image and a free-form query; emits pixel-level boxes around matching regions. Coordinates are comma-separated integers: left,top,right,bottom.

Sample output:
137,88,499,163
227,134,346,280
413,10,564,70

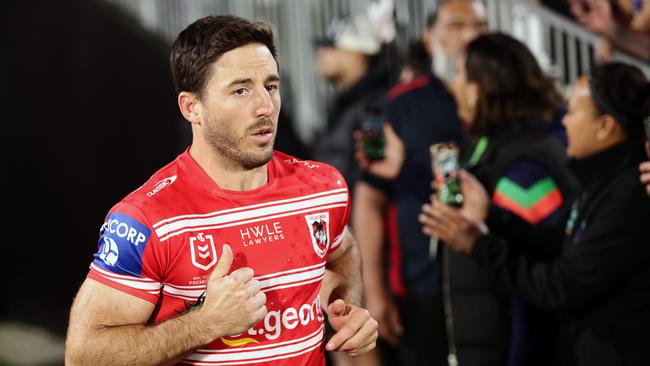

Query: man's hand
365,290,403,346
197,245,267,341
325,299,378,357
355,123,405,180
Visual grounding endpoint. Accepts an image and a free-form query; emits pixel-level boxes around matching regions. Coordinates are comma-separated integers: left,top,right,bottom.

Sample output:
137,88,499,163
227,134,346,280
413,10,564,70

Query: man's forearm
325,237,364,306
66,307,212,366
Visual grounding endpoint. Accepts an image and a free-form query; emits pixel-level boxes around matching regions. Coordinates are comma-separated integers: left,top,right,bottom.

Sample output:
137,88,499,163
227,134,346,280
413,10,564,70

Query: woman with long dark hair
427,32,577,366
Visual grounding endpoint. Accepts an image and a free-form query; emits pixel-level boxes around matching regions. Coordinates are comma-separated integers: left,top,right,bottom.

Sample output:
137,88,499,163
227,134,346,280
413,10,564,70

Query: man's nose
255,88,275,117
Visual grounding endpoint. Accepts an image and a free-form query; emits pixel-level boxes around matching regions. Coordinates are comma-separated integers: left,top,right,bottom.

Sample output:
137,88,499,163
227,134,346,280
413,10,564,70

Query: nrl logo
189,232,217,271
305,212,330,258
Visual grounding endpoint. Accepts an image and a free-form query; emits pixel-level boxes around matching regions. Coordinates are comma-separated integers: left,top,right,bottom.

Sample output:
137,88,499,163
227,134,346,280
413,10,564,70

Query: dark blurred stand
3,0,189,336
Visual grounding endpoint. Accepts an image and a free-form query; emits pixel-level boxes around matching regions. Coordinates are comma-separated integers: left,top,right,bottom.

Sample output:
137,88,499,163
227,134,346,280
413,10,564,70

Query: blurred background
2,0,649,365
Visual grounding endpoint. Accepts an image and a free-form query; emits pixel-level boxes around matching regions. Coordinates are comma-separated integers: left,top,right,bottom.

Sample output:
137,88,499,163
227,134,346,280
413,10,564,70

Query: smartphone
430,142,464,207
360,107,386,161
644,116,650,141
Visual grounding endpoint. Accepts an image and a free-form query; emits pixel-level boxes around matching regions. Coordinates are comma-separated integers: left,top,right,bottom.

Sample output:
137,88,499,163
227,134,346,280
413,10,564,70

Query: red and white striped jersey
87,149,350,365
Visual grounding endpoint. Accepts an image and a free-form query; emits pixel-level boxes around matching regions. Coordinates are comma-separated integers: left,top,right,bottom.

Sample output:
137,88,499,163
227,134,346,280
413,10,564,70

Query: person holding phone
421,62,650,366
427,33,576,366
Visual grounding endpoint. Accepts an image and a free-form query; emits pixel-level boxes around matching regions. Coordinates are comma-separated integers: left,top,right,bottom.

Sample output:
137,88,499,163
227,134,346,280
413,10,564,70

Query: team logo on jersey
189,232,217,271
305,212,330,258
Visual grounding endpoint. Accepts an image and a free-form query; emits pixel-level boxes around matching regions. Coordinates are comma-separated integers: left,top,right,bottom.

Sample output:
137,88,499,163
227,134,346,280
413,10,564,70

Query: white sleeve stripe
91,267,161,291
90,263,158,283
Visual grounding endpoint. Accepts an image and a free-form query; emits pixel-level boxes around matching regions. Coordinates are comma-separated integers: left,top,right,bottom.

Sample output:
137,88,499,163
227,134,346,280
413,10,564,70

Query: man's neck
189,145,269,191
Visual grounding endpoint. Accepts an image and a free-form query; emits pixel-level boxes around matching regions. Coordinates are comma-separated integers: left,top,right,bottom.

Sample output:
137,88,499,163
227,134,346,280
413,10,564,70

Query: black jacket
443,125,576,366
473,142,650,366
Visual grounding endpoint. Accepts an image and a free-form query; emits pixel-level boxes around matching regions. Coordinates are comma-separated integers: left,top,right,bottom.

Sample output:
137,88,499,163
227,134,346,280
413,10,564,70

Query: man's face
432,0,488,57
426,0,487,83
198,43,281,170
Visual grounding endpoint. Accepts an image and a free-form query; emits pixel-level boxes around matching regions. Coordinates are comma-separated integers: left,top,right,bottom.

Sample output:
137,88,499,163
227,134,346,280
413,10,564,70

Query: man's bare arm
324,227,363,306
65,245,267,366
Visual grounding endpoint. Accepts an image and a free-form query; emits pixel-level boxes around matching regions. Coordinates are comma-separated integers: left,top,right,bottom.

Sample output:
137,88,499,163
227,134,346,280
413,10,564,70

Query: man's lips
250,126,274,143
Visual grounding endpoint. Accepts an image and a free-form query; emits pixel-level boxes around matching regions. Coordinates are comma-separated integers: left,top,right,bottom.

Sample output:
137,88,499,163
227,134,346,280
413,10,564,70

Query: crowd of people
63,1,650,366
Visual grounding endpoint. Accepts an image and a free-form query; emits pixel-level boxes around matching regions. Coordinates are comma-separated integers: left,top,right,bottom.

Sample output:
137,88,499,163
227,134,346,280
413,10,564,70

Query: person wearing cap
421,62,650,366
312,11,393,187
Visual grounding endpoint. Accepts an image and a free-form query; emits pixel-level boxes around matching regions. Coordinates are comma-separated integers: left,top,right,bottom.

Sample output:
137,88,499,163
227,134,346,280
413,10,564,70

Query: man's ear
178,91,203,125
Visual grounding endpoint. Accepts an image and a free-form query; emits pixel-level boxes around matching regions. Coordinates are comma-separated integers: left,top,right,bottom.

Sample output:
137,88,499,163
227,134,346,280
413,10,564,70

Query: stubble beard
203,115,276,171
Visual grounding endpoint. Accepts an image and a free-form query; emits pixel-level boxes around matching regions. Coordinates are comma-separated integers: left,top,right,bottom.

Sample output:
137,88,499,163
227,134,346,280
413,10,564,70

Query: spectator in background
423,0,488,85
569,0,650,61
425,32,576,366
313,4,394,186
353,1,486,365
640,117,650,196
423,61,650,366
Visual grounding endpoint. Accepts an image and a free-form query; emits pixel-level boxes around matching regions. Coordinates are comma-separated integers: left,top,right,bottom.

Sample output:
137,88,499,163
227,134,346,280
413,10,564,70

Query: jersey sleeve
490,160,564,226
327,170,352,256
86,202,163,303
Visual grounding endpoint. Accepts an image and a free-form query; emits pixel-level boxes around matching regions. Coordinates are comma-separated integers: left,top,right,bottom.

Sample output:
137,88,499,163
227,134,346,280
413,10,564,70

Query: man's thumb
210,244,233,279
328,299,347,317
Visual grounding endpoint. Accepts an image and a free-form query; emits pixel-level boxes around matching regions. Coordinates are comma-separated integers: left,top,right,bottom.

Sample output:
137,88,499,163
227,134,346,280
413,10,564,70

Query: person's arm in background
351,120,406,346
484,159,570,259
353,181,403,346
65,245,267,366
322,227,379,357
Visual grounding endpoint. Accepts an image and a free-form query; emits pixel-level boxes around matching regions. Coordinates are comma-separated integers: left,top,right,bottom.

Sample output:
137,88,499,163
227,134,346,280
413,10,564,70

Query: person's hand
458,170,490,222
365,290,403,346
419,201,485,255
640,160,650,197
355,123,405,180
197,245,267,339
326,299,378,357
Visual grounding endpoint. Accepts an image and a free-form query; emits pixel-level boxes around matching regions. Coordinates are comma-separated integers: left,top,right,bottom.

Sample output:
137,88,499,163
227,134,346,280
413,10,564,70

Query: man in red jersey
65,15,377,366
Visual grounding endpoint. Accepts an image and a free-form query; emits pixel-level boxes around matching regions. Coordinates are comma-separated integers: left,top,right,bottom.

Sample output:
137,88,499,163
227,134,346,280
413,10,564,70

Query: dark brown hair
465,32,562,136
170,15,277,98
589,62,650,139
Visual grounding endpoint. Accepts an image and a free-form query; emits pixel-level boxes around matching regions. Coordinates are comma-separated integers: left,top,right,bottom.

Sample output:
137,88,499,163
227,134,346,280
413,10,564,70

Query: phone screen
430,142,463,207
360,108,386,161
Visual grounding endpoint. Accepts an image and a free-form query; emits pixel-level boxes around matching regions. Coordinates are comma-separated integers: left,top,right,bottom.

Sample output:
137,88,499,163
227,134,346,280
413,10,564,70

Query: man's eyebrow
266,75,280,83
226,78,253,88
226,75,279,88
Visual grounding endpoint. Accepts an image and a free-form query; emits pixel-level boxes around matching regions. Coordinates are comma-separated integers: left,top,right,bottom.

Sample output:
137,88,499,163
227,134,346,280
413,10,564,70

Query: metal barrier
488,0,650,90
104,0,649,141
